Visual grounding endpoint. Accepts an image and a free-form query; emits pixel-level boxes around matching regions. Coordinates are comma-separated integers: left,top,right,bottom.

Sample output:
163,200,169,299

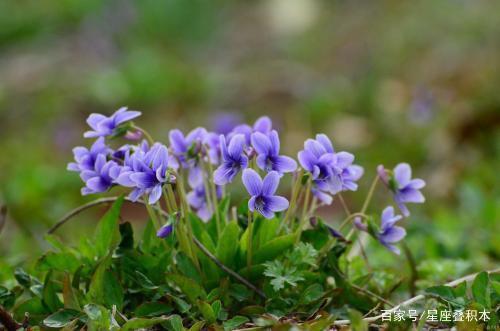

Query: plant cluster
1,108,496,330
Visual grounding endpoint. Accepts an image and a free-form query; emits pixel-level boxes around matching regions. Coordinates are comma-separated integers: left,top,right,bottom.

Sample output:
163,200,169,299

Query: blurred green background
0,0,499,286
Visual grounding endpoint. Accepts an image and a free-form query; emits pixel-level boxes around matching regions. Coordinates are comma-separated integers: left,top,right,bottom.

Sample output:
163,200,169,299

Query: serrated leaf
43,309,81,328
471,271,490,308
94,196,124,257
223,316,249,331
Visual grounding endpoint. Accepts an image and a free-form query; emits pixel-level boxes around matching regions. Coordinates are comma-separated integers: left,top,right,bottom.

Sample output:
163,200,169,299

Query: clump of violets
68,108,424,257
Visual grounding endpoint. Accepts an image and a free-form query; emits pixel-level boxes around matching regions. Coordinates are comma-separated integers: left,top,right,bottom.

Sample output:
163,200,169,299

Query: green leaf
38,252,80,273
168,274,207,303
43,309,81,328
118,221,134,250
13,297,48,326
189,321,206,331
223,316,249,331
215,221,240,267
263,260,304,291
300,284,324,304
87,258,124,309
62,273,80,310
176,252,202,283
134,302,173,317
84,304,117,331
163,314,184,331
425,285,464,306
14,267,40,288
121,316,172,331
348,309,368,331
253,234,296,264
198,300,216,324
94,196,124,257
42,271,63,312
471,271,491,308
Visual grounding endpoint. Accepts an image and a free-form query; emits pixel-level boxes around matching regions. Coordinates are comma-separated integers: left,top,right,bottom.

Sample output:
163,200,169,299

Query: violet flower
84,107,141,138
169,127,207,187
298,134,342,196
67,137,110,172
377,206,406,254
187,184,222,222
116,143,172,204
228,116,273,145
79,154,118,195
251,130,297,174
157,224,174,238
213,134,248,185
298,134,363,205
242,169,289,219
379,163,425,217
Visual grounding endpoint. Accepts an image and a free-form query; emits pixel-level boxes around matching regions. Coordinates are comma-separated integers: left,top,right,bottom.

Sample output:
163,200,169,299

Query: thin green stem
162,188,173,213
295,178,312,243
281,169,303,233
338,193,351,216
205,158,222,227
247,211,254,269
361,175,379,214
166,184,178,212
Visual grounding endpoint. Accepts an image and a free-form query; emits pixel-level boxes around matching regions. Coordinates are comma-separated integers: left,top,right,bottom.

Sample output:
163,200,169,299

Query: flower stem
295,178,312,243
247,211,254,269
205,158,222,227
281,169,303,233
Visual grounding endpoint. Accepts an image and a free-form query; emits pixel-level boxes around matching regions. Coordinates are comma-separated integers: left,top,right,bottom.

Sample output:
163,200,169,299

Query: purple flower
251,130,297,174
187,184,222,222
157,224,174,238
212,113,242,135
377,206,406,254
380,163,425,217
242,169,289,219
84,107,141,138
169,127,208,187
213,134,248,185
298,134,342,195
79,154,118,195
116,143,172,204
228,116,273,146
67,137,110,172
298,134,363,205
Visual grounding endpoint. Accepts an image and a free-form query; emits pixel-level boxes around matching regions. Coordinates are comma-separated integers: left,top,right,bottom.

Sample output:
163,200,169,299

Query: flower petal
262,171,280,196
304,139,326,158
380,226,406,243
265,195,289,212
315,134,334,153
253,116,272,133
148,185,163,204
394,163,411,187
242,169,263,196
227,134,245,159
169,129,187,154
408,179,425,190
86,113,107,130
274,155,297,173
251,131,271,155
269,130,280,155
298,150,317,172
